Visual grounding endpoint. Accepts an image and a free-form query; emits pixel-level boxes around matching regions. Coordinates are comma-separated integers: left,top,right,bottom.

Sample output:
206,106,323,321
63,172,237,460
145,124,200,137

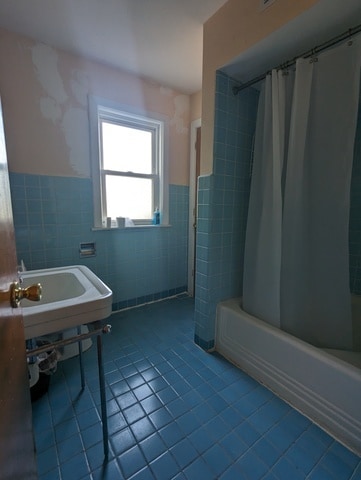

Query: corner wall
194,72,258,348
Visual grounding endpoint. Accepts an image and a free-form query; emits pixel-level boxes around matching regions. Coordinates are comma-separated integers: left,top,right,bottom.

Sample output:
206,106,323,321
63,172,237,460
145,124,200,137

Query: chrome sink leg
77,326,85,390
26,322,110,460
96,326,109,460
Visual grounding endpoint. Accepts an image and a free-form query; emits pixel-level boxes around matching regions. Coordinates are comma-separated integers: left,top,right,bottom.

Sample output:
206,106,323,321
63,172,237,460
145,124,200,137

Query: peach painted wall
201,0,320,174
190,91,202,122
0,28,191,185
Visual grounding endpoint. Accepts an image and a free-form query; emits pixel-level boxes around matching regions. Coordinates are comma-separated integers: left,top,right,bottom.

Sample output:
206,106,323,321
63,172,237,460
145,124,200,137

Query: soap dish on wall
79,242,96,257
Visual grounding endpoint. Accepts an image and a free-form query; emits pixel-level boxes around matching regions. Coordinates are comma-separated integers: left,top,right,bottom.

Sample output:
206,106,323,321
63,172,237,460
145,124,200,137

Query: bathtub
215,297,361,455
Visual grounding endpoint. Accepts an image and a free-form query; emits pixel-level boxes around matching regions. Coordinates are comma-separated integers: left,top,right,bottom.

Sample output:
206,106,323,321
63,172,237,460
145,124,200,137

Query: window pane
105,175,153,219
101,122,152,174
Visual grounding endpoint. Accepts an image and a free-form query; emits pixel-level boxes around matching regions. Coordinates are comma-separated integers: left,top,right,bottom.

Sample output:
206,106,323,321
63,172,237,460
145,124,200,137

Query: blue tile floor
32,296,361,479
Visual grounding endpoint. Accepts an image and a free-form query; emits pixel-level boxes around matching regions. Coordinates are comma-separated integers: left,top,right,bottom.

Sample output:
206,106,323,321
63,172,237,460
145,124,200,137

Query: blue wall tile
194,71,259,348
10,174,189,309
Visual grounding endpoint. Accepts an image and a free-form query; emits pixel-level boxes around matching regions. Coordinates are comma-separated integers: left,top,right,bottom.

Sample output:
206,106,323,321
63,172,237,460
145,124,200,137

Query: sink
21,265,113,340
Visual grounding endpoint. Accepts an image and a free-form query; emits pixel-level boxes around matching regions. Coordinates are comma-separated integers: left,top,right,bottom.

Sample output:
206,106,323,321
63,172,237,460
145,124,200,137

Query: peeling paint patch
39,97,62,123
61,107,89,176
170,95,189,134
70,70,89,106
31,44,68,104
30,43,90,176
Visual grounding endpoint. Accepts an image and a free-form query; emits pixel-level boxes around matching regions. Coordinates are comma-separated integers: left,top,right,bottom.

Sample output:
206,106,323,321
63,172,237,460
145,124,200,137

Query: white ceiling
1,0,360,95
0,0,228,94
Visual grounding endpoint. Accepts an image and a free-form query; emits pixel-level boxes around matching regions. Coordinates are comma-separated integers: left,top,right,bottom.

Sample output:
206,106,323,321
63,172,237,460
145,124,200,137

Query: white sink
21,265,113,340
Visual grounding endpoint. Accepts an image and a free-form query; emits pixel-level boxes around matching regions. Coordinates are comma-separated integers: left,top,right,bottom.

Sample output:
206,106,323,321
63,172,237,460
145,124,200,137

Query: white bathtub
215,297,361,455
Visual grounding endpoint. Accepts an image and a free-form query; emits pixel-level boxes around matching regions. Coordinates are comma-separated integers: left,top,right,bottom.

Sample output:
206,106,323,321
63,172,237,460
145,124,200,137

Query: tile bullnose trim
194,334,215,352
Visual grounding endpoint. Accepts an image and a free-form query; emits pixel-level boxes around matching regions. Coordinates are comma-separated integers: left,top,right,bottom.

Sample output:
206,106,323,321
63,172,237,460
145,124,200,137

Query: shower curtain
243,38,361,349
243,71,293,327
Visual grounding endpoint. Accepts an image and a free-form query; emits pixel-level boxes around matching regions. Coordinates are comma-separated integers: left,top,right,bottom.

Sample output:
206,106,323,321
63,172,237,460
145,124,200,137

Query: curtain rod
232,23,361,95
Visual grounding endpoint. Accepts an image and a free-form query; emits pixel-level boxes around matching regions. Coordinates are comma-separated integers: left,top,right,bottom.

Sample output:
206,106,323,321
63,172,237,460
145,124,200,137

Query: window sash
99,119,160,222
100,171,160,223
99,119,157,175
89,95,168,228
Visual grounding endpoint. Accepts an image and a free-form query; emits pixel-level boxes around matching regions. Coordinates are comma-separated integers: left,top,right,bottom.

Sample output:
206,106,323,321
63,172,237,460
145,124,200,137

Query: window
89,96,168,227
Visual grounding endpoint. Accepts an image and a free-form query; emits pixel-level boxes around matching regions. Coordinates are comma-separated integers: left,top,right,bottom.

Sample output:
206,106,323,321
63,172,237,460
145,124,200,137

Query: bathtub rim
215,297,361,455
237,297,361,375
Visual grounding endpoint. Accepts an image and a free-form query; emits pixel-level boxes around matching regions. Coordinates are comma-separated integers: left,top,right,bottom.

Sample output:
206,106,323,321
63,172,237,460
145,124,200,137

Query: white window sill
92,224,171,232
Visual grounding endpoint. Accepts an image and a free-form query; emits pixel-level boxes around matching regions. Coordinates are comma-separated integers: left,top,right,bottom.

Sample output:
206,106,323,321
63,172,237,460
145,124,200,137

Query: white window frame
89,95,169,228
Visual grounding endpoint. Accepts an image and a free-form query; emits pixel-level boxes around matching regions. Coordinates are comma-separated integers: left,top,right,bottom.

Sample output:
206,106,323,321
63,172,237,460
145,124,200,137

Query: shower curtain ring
281,63,289,75
348,29,353,46
310,49,318,63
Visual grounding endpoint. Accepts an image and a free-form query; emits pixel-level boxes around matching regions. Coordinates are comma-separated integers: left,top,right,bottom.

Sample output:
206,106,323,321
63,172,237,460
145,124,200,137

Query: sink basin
21,265,113,340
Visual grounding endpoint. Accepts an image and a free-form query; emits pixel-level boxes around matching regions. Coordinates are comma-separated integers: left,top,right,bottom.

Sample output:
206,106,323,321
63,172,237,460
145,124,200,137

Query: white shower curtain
243,70,291,327
281,41,361,349
243,38,361,349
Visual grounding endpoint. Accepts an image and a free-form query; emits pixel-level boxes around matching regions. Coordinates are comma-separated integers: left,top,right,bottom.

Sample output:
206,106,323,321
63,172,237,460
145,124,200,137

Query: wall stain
31,43,90,176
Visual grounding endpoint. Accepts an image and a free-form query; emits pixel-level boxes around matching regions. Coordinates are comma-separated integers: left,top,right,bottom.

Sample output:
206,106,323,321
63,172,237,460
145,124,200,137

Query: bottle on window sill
153,208,160,225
